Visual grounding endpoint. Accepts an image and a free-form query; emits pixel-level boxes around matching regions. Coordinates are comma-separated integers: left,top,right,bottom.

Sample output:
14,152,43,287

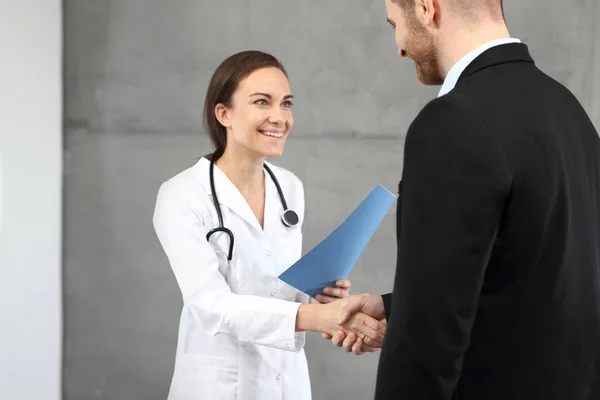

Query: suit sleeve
375,96,511,399
152,182,304,352
382,293,393,320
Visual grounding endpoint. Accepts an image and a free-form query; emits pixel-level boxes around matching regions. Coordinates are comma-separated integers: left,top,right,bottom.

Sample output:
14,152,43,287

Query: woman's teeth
260,131,283,138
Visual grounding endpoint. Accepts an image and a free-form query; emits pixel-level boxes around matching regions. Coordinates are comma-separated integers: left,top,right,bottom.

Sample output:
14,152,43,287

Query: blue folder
278,184,397,298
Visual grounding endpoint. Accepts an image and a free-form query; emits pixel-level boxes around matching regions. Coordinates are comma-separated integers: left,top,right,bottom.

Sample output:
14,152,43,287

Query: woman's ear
214,103,232,128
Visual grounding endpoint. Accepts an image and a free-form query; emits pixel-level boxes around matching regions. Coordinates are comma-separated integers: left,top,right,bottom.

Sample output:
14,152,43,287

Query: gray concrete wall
63,1,600,399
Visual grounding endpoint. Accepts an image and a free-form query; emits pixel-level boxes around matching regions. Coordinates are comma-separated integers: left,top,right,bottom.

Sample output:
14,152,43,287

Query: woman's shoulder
155,160,210,209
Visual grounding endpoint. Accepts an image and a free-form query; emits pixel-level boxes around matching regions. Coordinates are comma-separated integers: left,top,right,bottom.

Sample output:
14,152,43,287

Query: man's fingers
353,339,378,355
322,332,333,340
347,335,378,355
329,326,378,355
352,338,363,355
360,343,378,354
331,330,346,347
353,316,386,347
360,327,384,347
342,332,357,352
363,314,387,333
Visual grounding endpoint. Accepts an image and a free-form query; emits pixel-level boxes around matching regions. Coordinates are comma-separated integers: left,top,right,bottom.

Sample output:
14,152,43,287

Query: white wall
0,2,63,399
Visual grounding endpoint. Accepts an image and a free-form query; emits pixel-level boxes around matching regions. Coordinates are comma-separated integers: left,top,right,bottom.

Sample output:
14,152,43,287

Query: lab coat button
266,251,271,257
270,291,275,297
276,374,281,380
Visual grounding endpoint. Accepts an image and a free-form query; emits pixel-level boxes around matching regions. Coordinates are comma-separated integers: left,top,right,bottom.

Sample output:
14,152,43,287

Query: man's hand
297,296,387,355
330,294,387,355
338,293,385,324
321,298,386,352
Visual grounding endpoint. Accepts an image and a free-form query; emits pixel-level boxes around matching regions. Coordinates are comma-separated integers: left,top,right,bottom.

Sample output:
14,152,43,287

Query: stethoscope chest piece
282,209,299,227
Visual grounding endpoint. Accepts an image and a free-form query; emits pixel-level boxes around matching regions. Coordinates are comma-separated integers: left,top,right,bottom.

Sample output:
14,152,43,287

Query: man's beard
405,15,444,85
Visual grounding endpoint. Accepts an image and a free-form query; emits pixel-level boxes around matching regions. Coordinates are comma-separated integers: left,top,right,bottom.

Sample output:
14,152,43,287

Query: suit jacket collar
438,38,521,97
455,42,535,86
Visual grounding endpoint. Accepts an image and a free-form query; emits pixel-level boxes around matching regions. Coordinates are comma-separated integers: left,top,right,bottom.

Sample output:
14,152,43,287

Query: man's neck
438,19,512,79
215,146,265,196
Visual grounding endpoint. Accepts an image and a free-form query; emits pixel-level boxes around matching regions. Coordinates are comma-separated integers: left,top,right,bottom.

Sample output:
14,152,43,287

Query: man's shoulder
407,93,484,142
416,92,472,118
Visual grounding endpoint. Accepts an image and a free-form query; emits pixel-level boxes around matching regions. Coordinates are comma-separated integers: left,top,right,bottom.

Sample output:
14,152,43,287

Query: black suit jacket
375,43,600,400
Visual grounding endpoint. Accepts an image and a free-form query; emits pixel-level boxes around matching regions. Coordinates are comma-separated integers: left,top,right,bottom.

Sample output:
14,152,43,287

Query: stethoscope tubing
205,153,297,261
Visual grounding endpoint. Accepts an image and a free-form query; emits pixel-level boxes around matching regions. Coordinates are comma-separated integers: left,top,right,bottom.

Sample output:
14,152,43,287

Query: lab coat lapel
198,157,264,233
263,165,282,236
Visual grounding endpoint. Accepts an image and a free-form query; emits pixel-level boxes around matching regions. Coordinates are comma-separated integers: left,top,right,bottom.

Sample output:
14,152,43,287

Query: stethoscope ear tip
282,209,299,227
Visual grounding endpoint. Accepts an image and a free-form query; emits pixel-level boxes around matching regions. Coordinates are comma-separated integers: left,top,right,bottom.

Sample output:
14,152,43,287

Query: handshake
296,279,387,356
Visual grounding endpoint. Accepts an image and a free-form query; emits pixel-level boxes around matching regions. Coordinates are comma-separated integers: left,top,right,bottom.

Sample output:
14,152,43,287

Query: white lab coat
152,157,312,400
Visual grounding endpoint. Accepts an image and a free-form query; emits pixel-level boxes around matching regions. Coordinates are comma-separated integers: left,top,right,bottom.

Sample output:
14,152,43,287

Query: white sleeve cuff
219,295,306,352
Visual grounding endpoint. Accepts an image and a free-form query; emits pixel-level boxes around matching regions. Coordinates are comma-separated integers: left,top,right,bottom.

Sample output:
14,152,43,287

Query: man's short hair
392,0,504,20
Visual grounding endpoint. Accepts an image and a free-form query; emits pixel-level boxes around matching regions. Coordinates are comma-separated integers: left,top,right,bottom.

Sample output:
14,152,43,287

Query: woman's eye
283,101,293,108
255,99,267,105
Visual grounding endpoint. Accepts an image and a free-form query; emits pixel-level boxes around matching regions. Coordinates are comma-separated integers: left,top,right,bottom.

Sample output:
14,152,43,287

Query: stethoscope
206,154,299,262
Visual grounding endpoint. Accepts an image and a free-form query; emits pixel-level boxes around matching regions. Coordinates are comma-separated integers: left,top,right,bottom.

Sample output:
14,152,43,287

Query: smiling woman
202,51,294,161
151,50,386,400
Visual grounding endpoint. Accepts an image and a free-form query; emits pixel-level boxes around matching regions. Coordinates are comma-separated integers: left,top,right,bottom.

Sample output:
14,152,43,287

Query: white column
0,1,63,399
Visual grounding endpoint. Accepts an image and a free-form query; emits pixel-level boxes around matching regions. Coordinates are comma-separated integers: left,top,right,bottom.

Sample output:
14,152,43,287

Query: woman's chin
258,144,285,159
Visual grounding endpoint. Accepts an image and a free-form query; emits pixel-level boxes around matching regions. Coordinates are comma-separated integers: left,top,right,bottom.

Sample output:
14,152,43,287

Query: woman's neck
214,147,265,196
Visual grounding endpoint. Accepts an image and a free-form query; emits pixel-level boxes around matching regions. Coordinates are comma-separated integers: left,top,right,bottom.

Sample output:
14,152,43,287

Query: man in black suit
321,0,600,398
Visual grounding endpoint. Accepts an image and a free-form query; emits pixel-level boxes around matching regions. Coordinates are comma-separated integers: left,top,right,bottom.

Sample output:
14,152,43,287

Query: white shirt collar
438,38,521,97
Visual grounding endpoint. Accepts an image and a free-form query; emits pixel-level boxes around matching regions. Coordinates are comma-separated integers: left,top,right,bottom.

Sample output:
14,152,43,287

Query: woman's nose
268,112,286,125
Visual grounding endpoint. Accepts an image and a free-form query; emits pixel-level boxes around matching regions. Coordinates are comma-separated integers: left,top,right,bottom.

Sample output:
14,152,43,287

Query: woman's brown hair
203,50,288,159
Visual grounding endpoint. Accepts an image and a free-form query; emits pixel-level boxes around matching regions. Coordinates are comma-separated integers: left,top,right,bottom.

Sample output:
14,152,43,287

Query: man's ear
214,103,231,128
416,0,438,27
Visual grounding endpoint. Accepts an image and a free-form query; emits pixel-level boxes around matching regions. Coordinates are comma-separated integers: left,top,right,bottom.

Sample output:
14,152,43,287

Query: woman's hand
315,279,351,303
308,279,352,340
